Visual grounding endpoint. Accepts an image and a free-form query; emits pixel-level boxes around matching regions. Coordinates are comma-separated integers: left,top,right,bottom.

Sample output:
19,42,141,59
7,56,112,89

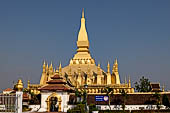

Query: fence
0,93,18,113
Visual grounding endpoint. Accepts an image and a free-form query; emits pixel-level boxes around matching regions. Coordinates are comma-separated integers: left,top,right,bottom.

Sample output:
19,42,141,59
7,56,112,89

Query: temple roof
51,74,64,80
39,73,73,92
3,88,13,91
39,84,71,91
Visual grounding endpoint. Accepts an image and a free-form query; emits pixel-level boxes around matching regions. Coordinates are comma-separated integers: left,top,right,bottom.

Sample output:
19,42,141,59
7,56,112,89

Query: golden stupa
28,9,134,94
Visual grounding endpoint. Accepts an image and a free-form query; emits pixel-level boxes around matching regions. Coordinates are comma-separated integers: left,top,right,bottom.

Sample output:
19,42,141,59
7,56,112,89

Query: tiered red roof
3,88,13,91
39,73,73,92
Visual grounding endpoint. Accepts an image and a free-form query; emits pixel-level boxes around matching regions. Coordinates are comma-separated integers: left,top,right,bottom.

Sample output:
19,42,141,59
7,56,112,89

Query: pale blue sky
0,0,170,91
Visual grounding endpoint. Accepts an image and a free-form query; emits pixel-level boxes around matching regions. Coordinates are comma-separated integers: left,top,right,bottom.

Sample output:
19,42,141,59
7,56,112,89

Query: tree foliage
153,92,161,111
103,86,114,110
120,89,128,111
135,76,151,92
162,94,170,109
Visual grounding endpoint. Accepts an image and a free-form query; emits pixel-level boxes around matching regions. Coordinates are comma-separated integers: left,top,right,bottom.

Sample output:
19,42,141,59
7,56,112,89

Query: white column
16,91,23,113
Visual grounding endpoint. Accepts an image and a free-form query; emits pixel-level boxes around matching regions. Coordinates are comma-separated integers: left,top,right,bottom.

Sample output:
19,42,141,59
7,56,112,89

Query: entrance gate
0,94,18,113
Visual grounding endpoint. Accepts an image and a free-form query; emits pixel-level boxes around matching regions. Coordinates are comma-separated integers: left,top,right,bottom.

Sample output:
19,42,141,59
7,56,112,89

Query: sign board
95,96,109,101
0,105,6,110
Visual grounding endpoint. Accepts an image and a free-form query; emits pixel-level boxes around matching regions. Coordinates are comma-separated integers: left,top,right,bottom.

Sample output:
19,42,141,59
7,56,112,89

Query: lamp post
84,84,88,113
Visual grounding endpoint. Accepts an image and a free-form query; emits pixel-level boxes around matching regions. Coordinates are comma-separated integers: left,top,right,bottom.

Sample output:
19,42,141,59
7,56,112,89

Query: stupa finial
82,8,84,18
107,61,110,73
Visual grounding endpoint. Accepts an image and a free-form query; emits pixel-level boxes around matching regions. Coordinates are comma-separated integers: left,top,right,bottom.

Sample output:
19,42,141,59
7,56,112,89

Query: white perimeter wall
96,105,166,111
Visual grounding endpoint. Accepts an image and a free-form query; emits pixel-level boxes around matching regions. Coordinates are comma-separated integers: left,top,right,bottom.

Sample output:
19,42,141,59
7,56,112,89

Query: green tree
120,89,128,111
135,76,151,92
75,88,82,103
162,94,170,109
29,92,40,104
103,86,114,110
153,92,161,112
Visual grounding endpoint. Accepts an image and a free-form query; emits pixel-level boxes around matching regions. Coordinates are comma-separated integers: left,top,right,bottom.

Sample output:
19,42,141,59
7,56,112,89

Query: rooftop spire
43,60,46,73
43,60,46,65
82,8,84,18
115,58,118,64
107,61,110,73
128,76,131,87
59,62,62,69
46,63,49,73
114,58,118,72
71,9,95,65
125,76,127,84
59,61,62,76
77,8,88,42
98,62,100,68
50,62,53,67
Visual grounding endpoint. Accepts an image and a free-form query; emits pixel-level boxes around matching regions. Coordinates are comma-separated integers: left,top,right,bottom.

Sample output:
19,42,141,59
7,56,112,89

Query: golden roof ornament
46,63,49,73
43,60,46,73
59,62,62,75
107,61,110,73
114,58,118,72
27,80,30,90
50,62,53,69
43,60,46,65
82,8,84,18
59,62,62,69
162,84,165,92
16,79,23,91
125,76,127,84
98,62,100,68
128,76,131,87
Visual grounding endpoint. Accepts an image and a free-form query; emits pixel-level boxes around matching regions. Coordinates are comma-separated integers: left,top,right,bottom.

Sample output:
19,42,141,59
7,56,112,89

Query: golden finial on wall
50,62,53,69
49,61,53,74
128,76,131,87
46,63,49,73
162,84,165,92
107,61,110,73
98,62,100,68
43,60,46,73
27,80,30,90
125,76,127,84
16,79,23,91
59,61,62,75
114,58,118,72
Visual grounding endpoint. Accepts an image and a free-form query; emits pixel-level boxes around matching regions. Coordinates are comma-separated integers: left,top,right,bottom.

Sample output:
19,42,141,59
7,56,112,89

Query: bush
89,104,98,113
67,104,86,113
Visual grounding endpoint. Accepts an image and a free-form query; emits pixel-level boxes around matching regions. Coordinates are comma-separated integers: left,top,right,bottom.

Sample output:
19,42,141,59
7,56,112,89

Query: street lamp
84,84,88,113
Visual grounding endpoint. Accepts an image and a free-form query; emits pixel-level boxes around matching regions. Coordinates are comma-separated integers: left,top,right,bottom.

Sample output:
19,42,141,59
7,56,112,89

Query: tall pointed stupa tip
107,61,110,66
98,62,100,67
115,58,118,64
125,76,127,83
59,61,62,68
82,8,84,18
50,61,53,67
128,76,131,81
43,60,46,65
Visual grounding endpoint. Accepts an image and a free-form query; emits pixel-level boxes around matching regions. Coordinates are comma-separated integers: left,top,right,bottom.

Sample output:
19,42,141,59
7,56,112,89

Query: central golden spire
82,8,84,18
70,9,95,65
77,9,89,47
